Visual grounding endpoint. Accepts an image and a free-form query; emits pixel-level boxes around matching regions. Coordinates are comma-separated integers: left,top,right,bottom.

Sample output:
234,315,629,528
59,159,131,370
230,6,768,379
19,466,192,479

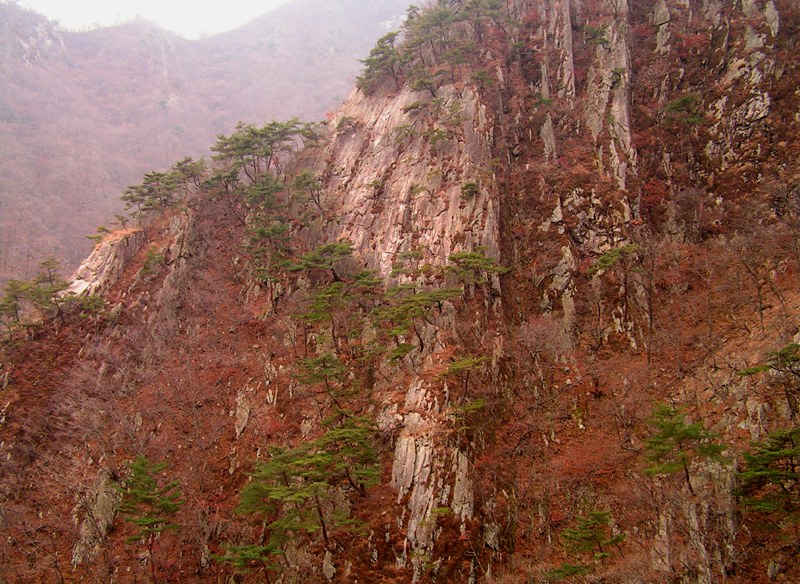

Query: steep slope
0,0,409,284
2,1,800,583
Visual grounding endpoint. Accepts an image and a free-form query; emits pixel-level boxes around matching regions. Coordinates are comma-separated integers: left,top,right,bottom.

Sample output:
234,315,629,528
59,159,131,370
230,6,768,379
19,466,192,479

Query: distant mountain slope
0,0,409,282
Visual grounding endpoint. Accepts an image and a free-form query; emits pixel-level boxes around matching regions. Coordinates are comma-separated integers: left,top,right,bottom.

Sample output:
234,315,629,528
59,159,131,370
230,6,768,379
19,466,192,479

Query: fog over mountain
17,0,295,39
0,0,410,282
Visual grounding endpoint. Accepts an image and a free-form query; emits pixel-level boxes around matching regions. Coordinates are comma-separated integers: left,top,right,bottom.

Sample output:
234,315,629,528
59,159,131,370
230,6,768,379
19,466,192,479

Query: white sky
17,0,295,39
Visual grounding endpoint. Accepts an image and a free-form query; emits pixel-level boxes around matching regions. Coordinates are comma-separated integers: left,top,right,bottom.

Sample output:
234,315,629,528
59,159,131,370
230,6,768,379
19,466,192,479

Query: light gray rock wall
68,229,147,296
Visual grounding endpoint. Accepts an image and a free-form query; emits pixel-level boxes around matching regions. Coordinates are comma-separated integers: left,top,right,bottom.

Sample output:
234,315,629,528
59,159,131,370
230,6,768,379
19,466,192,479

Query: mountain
0,0,410,283
2,0,800,583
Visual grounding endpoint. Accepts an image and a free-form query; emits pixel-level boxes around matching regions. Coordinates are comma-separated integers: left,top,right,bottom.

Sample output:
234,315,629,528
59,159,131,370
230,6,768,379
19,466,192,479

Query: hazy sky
18,0,294,38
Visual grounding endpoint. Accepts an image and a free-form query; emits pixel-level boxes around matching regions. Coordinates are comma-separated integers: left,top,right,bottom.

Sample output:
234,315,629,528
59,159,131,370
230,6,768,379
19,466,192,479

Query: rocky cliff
2,1,800,583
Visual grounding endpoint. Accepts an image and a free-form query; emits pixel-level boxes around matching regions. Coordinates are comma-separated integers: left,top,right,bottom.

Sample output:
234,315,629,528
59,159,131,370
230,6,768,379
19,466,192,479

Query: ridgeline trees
121,157,206,219
122,170,180,218
356,0,518,95
357,31,402,91
211,119,319,182
117,118,319,229
0,256,70,337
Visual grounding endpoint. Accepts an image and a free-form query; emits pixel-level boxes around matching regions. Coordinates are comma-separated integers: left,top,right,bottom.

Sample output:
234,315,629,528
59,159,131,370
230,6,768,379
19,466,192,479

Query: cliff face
322,84,498,275
3,1,800,583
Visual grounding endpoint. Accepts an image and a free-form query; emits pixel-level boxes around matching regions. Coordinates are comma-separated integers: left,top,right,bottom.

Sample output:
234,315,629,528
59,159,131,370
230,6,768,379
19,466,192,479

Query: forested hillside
0,0,408,284
2,1,800,583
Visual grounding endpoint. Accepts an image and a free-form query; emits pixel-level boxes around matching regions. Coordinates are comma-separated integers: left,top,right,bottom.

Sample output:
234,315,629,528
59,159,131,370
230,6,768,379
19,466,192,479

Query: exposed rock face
538,0,576,100
313,83,501,571
389,409,475,579
235,389,251,439
68,229,147,296
582,0,636,189
321,84,499,278
71,469,121,567
0,5,64,65
298,0,797,578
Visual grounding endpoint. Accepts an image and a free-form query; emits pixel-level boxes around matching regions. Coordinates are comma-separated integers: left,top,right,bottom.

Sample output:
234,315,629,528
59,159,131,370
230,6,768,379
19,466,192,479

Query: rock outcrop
68,230,147,296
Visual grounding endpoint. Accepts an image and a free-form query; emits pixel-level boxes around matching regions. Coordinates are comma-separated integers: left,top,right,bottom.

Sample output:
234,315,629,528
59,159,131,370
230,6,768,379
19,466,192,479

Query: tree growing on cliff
212,119,317,182
291,242,355,282
737,426,800,539
561,509,625,559
373,285,463,351
119,455,183,582
29,256,69,318
121,170,180,218
292,170,324,211
644,403,727,495
297,352,348,409
549,506,625,580
0,278,28,329
0,257,70,334
228,414,379,571
170,156,206,194
447,247,509,285
439,355,488,405
357,31,402,92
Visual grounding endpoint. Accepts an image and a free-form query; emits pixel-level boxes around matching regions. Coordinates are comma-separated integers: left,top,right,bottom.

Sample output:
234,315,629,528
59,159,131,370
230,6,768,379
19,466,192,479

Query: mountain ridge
2,0,800,583
0,0,410,284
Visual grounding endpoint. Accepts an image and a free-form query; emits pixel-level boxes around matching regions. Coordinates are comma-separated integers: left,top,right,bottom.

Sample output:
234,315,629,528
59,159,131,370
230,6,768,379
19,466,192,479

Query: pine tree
299,283,350,354
561,510,625,560
291,242,355,281
30,256,69,319
119,455,183,582
0,257,69,334
170,156,206,193
297,353,348,408
447,247,509,285
0,279,29,332
293,170,324,211
737,426,800,532
315,411,381,496
357,31,402,92
549,507,625,580
644,403,727,495
227,413,379,572
214,543,280,579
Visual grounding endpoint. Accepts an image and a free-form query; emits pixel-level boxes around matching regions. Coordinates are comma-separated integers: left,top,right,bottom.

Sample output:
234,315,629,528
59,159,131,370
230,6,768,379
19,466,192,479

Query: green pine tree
644,403,727,495
561,509,625,560
737,426,800,536
357,31,402,92
292,170,324,211
299,283,350,354
447,247,509,285
0,279,29,328
227,414,379,572
119,454,183,582
290,242,355,281
297,352,348,407
549,507,624,580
